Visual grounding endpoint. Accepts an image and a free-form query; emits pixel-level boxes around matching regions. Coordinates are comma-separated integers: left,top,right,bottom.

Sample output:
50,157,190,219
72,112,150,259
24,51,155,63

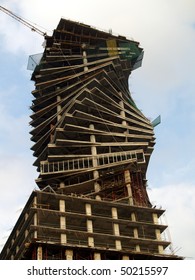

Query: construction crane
0,5,47,37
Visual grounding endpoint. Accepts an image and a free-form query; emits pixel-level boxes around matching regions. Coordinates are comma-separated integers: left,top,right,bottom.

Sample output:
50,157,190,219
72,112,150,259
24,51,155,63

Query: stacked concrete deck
0,190,182,260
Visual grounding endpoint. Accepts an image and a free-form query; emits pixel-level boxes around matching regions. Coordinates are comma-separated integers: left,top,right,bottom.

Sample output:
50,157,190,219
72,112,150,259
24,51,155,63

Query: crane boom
0,5,46,37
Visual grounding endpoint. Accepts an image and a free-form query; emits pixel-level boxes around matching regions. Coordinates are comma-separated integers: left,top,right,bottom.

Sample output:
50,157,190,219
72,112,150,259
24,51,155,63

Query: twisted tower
0,19,182,260
31,19,152,205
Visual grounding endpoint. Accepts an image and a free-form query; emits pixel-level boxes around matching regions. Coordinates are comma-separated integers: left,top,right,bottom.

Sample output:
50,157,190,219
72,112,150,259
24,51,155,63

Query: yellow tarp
106,39,118,56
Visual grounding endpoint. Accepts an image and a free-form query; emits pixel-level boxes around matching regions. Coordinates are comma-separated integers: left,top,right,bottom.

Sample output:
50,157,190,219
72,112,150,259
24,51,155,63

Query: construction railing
40,149,145,175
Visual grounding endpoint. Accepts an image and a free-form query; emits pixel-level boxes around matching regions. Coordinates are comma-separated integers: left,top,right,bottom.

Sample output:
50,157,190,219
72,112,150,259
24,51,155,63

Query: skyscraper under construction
0,19,182,260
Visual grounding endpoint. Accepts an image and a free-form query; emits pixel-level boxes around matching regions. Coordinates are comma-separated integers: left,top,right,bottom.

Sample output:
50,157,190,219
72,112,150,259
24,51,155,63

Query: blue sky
0,0,195,259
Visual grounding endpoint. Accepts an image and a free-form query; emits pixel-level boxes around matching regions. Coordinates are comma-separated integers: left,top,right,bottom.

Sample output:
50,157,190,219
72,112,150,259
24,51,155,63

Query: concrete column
37,246,43,260
133,228,139,239
89,124,101,193
82,49,88,72
57,95,61,121
115,240,122,250
61,234,67,244
122,255,129,260
59,200,65,212
111,207,121,250
65,249,73,260
131,212,136,221
87,220,93,233
135,244,140,252
60,216,66,229
93,169,99,179
155,229,161,240
111,207,118,219
158,245,164,254
119,93,128,134
113,223,120,236
94,252,101,260
112,208,120,236
85,203,92,216
119,96,127,127
153,213,159,224
88,237,94,247
59,200,66,244
50,123,54,142
33,196,38,238
90,125,97,158
124,170,134,205
133,225,140,252
85,203,94,247
33,213,38,239
34,231,37,239
59,182,65,189
33,195,37,208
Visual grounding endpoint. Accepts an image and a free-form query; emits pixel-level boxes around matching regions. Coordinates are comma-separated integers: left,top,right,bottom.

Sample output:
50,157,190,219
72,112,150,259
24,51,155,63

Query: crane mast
0,5,46,37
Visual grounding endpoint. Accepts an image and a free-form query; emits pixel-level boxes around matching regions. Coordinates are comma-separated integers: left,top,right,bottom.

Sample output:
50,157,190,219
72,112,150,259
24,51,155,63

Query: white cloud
149,183,195,259
0,86,37,250
0,153,37,250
